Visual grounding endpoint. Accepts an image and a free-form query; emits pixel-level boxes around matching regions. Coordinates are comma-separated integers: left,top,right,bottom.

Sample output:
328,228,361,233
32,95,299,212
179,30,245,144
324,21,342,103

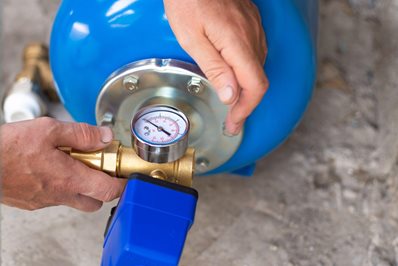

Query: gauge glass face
133,108,188,145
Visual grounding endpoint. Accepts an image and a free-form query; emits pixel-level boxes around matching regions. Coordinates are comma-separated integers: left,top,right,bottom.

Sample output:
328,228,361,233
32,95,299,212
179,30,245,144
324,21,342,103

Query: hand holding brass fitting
59,141,195,187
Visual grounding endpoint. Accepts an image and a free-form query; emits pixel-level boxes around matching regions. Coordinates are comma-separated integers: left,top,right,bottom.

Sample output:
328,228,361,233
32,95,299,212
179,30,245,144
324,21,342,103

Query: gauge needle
144,119,172,136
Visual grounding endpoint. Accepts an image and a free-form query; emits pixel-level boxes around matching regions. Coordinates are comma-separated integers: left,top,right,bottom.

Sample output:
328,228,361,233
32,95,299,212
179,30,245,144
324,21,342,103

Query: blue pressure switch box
101,174,198,266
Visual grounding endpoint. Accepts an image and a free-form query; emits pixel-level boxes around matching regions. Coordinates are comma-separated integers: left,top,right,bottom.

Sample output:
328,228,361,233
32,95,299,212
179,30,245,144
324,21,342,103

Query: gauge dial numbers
132,106,189,146
131,105,190,163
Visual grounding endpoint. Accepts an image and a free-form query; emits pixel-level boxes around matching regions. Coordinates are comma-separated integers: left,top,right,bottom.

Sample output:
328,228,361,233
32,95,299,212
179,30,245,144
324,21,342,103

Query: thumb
52,121,113,151
205,62,238,105
182,37,239,105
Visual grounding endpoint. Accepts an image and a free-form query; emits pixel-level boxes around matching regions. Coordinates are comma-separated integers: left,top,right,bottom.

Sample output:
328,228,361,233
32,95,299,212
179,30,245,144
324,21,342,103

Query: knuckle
227,8,247,28
63,175,79,193
203,64,231,86
102,190,116,202
233,113,246,125
32,180,45,194
25,206,36,211
52,177,68,195
251,2,262,20
25,203,39,211
38,117,58,133
177,35,194,49
263,47,268,58
83,202,102,213
37,116,55,126
221,29,241,46
74,123,97,144
253,77,269,95
239,108,252,119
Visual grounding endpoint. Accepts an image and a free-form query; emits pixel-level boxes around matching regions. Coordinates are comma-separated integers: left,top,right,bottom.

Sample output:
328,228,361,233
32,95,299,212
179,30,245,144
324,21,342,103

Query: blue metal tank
50,0,318,174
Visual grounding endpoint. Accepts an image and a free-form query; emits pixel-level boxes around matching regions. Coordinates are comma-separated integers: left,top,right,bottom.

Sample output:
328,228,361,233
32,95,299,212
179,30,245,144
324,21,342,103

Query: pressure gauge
131,105,190,163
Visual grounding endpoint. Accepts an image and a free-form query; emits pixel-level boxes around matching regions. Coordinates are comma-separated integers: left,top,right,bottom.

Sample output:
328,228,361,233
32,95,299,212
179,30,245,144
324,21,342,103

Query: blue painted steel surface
50,0,318,173
101,174,198,266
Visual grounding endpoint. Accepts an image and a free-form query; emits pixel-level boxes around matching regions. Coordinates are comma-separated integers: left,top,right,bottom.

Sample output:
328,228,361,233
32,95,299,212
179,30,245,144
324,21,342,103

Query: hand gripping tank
50,0,318,174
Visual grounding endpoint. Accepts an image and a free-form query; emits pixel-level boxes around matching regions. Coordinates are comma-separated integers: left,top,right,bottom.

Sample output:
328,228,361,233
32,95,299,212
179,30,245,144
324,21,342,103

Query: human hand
0,117,126,212
164,0,269,135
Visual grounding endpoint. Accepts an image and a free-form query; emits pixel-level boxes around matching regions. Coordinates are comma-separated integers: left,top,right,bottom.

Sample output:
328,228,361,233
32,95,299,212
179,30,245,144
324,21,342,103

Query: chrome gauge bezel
131,105,190,163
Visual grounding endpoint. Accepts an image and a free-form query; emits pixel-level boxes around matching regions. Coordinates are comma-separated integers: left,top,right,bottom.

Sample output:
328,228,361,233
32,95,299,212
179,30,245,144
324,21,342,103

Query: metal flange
96,59,242,174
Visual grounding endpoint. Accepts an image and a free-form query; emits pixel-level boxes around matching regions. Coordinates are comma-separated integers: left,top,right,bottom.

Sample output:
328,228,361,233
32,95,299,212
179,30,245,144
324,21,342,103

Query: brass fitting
60,141,195,187
3,43,61,123
15,43,59,101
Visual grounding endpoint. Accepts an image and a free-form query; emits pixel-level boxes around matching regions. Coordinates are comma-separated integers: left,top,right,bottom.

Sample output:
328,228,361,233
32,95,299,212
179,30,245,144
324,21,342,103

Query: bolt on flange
123,75,139,91
101,112,114,126
196,157,210,172
187,77,204,95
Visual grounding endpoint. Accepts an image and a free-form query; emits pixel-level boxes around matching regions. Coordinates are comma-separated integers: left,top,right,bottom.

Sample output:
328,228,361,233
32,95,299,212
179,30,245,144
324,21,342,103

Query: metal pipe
2,43,59,123
16,43,59,102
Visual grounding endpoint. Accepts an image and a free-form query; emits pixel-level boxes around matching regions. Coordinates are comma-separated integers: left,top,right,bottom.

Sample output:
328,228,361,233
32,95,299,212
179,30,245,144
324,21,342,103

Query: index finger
220,45,268,135
223,46,269,124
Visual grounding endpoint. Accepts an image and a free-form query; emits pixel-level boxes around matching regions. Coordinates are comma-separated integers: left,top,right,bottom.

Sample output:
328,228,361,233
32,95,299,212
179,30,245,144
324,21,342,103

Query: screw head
123,75,139,91
196,157,210,172
101,112,114,126
187,77,204,95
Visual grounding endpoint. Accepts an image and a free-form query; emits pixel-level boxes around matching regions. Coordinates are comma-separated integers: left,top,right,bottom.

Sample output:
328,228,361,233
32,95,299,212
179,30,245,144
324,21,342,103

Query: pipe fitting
17,43,58,101
59,140,195,187
2,43,59,123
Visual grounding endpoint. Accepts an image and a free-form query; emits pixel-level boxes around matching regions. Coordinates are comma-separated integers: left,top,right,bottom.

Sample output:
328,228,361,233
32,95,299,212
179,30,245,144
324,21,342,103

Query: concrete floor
1,0,398,265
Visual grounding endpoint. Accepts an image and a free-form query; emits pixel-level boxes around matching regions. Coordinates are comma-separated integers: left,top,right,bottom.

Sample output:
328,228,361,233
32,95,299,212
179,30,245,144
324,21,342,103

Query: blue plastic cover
101,174,198,266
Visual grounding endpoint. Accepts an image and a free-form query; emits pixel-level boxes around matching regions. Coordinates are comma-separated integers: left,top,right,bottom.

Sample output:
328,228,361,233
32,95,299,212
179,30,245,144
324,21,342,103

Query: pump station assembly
2,0,318,265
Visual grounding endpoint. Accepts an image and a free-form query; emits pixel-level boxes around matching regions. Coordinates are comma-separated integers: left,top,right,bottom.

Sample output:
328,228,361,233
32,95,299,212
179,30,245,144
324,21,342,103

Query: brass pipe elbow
16,43,59,101
2,43,60,123
60,141,195,187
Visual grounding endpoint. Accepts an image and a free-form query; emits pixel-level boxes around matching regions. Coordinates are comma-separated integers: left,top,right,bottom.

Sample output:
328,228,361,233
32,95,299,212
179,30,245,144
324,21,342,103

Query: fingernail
218,85,234,104
100,127,113,143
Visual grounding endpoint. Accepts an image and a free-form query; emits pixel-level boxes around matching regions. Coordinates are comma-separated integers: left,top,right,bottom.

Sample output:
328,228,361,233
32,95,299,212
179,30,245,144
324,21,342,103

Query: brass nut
102,141,120,176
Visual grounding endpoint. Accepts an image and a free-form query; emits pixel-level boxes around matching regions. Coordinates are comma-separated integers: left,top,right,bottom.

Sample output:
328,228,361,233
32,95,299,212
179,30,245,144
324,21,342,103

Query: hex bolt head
123,75,139,91
196,157,210,172
101,112,114,126
187,77,204,95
